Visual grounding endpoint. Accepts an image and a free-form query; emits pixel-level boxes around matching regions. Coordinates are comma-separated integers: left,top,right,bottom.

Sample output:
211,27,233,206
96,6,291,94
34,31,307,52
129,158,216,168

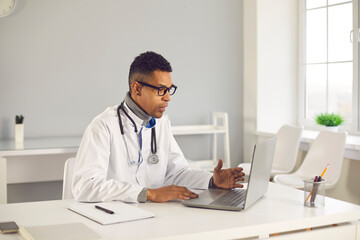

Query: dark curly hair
128,51,172,91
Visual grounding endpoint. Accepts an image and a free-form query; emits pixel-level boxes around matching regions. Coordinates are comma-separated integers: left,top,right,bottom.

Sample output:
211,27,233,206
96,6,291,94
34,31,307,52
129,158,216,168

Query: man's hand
147,185,198,203
213,159,245,189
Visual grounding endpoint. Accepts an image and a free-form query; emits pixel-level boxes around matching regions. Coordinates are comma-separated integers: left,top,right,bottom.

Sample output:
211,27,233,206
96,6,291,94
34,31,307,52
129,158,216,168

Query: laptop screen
243,136,277,209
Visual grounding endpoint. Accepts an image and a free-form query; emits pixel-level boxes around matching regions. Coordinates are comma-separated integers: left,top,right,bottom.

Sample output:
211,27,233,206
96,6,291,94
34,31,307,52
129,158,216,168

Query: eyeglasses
136,81,177,96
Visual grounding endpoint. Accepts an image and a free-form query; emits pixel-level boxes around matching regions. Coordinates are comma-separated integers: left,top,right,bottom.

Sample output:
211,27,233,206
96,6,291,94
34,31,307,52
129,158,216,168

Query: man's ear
131,81,142,96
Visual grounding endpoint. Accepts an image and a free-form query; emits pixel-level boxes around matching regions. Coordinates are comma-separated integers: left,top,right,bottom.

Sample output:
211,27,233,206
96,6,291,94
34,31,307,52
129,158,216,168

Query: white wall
0,0,243,165
257,0,298,133
243,0,298,162
243,0,258,164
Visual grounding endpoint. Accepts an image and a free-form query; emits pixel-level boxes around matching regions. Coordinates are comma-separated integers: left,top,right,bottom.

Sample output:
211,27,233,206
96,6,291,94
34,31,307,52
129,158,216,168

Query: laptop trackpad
187,188,230,204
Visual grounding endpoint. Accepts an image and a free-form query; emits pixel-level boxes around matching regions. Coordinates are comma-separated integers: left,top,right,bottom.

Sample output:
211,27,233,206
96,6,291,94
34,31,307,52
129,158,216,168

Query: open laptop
182,136,277,211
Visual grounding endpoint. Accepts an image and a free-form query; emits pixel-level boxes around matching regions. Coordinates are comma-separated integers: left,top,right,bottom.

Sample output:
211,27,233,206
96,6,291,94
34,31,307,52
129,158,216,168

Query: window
299,0,359,132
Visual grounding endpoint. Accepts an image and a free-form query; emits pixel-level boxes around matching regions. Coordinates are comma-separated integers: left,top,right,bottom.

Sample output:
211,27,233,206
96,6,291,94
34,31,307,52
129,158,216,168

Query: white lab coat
72,103,212,203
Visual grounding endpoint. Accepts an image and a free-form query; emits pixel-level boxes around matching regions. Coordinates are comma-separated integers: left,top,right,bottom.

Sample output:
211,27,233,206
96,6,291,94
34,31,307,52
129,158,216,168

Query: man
73,51,244,203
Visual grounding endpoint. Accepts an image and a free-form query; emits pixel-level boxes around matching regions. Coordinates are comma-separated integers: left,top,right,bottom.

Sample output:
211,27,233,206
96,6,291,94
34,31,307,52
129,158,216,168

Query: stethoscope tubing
117,102,157,159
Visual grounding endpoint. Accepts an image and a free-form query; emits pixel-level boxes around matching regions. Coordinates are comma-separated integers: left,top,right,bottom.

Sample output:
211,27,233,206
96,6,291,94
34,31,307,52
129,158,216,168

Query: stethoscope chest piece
148,154,159,164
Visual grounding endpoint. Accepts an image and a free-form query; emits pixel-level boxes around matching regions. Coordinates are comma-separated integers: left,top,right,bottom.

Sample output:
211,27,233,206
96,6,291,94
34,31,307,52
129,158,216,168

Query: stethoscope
117,101,159,166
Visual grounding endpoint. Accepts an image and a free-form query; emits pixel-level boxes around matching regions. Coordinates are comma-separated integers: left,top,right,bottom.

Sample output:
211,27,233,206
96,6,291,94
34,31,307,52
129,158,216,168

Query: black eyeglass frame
136,81,177,96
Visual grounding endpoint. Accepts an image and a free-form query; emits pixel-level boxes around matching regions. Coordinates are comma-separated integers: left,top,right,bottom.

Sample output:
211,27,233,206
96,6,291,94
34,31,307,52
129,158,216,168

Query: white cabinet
171,112,230,171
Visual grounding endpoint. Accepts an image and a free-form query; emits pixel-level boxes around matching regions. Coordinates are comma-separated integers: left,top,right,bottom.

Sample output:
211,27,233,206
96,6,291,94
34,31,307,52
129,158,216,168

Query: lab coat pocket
143,149,167,188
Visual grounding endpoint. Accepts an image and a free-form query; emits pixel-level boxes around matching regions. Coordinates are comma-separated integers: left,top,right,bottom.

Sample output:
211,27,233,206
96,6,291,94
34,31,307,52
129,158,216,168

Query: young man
73,51,244,203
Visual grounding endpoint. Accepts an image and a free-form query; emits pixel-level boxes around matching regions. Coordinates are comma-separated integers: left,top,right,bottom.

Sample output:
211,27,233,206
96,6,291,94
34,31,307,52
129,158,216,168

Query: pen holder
303,179,326,208
15,124,24,143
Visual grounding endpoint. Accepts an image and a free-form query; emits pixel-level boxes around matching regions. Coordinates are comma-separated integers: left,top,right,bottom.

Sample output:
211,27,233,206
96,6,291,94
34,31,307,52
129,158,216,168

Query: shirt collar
124,92,153,127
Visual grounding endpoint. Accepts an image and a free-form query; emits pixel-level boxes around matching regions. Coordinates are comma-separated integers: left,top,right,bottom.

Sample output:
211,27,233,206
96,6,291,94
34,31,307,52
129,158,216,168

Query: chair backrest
294,131,347,187
62,157,76,200
271,125,303,173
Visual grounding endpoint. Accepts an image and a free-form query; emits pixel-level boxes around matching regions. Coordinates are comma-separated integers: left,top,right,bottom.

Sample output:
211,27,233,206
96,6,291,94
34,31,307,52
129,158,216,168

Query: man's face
134,70,173,118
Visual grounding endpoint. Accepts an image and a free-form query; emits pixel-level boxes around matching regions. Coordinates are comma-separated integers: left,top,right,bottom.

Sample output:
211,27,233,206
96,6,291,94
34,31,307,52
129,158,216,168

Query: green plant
315,113,344,127
15,115,24,124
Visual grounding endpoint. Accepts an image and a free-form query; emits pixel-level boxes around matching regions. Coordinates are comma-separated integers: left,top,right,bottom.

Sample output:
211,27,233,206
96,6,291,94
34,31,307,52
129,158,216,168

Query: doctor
72,51,244,203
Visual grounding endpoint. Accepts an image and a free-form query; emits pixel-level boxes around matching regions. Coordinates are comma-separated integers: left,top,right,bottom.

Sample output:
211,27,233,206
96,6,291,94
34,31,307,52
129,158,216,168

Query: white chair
273,131,347,190
239,125,303,177
62,157,76,200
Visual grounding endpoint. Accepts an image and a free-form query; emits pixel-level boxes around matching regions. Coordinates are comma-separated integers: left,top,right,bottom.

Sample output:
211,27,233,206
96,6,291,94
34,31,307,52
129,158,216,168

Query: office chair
273,130,347,190
62,157,76,199
239,125,303,177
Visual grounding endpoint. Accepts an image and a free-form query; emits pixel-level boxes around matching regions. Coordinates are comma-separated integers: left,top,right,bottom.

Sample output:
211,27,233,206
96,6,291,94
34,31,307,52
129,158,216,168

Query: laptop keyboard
209,189,247,207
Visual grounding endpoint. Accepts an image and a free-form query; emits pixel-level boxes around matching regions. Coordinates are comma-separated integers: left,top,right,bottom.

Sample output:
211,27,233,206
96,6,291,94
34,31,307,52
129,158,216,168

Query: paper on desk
68,202,155,225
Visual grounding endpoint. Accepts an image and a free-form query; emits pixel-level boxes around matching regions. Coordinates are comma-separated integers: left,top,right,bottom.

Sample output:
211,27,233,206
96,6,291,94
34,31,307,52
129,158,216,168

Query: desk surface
0,183,359,240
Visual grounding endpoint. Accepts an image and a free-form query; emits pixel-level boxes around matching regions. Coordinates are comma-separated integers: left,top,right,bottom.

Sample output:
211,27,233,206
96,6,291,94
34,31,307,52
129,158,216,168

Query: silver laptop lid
243,136,277,209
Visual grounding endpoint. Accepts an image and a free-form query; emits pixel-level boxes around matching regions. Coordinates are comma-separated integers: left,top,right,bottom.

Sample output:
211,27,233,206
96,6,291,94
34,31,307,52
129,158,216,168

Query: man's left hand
213,159,245,189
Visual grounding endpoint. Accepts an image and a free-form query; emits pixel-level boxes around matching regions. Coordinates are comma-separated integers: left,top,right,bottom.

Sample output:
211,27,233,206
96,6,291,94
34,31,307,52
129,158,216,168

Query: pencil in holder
303,178,326,208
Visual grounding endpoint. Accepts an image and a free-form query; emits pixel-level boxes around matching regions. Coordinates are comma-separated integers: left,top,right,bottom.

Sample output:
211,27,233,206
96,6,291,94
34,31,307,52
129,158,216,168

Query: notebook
182,136,277,211
68,201,155,225
19,222,102,240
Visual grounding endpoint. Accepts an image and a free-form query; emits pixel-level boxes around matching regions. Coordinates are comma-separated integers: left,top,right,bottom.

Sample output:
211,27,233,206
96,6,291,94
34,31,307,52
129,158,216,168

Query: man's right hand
147,185,198,203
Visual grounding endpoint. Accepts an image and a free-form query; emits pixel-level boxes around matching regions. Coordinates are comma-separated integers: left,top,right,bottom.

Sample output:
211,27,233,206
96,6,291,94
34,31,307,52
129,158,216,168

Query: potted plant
315,112,344,132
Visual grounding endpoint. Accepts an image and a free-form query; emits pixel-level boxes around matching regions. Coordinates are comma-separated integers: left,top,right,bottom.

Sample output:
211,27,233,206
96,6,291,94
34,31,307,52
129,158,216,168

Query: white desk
0,137,81,203
0,183,359,240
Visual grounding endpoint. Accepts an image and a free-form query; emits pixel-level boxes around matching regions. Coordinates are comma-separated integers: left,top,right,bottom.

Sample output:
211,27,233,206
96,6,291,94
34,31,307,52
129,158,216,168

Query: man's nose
162,90,171,102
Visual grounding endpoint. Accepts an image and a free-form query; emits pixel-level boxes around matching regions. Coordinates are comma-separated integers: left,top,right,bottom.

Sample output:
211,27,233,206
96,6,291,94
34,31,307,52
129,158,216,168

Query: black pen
95,205,115,214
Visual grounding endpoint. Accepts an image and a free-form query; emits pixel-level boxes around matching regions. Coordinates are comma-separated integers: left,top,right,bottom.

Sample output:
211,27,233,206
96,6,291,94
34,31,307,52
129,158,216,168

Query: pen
95,205,114,214
310,176,321,204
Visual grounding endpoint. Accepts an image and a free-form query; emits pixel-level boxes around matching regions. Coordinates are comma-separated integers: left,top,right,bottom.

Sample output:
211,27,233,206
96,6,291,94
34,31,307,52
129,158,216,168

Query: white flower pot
324,126,338,132
15,124,24,142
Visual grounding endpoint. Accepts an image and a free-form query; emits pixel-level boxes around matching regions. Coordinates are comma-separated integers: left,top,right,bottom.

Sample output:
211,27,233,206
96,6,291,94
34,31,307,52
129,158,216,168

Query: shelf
0,137,81,157
172,125,226,135
187,160,215,172
171,112,230,170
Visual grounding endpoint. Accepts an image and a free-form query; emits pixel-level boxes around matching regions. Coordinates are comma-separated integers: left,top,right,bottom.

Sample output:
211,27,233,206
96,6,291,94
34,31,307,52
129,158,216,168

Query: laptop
182,136,277,211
